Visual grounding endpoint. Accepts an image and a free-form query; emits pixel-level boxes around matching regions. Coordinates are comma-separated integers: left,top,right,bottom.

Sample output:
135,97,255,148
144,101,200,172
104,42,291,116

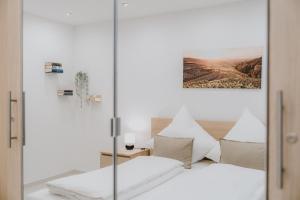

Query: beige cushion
153,135,194,169
220,139,265,170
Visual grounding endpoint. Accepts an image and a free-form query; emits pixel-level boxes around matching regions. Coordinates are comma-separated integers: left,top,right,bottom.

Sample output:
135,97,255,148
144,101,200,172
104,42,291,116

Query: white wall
23,14,113,184
72,22,114,171
24,0,267,183
117,0,267,143
73,0,267,145
23,14,76,184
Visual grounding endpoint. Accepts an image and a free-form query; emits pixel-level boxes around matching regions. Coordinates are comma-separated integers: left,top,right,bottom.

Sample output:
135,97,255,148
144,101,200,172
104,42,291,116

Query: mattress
26,160,213,200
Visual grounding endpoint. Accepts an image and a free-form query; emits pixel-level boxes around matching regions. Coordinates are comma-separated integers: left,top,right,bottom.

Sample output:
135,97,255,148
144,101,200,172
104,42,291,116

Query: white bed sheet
46,156,184,200
132,163,265,200
26,160,219,200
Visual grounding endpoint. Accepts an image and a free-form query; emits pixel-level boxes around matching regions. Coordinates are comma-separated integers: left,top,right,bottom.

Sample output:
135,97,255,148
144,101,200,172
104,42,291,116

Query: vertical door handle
276,90,284,189
111,118,114,137
9,91,18,148
22,92,26,146
111,117,121,137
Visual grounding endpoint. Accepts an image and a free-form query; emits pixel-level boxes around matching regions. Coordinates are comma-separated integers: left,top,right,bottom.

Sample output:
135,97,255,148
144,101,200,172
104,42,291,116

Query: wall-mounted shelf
45,62,64,73
87,95,102,103
57,90,73,96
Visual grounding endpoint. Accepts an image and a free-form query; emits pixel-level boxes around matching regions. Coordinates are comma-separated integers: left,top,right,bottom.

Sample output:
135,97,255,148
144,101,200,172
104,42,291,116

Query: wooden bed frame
151,118,235,140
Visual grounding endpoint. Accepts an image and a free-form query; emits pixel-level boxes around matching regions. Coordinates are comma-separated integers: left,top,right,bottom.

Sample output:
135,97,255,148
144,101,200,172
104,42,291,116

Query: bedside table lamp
124,133,136,150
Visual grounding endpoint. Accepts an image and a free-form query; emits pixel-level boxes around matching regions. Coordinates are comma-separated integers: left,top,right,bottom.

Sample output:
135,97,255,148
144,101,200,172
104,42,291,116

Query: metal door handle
22,92,26,146
276,90,284,189
111,117,121,137
9,91,18,148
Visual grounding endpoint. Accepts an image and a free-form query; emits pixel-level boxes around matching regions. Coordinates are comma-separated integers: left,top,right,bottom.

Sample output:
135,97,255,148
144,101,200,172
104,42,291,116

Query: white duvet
47,156,184,200
133,163,265,200
28,162,265,200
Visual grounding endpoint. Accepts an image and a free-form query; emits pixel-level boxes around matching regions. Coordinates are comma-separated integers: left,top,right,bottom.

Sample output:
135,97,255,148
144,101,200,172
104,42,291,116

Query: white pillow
159,106,216,163
224,108,266,143
206,141,221,162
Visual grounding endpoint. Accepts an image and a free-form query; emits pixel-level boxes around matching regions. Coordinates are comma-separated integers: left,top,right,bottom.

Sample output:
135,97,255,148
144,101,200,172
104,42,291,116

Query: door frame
266,0,270,199
21,0,24,198
0,0,23,199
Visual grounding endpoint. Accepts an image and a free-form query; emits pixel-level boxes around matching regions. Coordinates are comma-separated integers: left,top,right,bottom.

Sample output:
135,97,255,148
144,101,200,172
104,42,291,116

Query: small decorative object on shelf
87,95,102,103
124,133,136,150
45,62,63,73
75,71,89,108
57,90,73,96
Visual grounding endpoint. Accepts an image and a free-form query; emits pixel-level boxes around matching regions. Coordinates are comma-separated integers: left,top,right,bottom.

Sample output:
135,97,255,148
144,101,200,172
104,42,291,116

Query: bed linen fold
47,156,184,200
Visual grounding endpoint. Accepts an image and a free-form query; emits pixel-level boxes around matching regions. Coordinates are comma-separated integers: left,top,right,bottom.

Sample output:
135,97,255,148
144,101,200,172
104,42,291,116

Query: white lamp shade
124,133,136,145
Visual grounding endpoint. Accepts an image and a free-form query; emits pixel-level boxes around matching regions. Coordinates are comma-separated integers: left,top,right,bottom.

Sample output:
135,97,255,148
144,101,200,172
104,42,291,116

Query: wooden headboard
151,118,235,140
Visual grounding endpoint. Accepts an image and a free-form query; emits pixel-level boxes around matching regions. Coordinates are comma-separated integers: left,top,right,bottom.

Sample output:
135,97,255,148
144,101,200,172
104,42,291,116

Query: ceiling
24,0,245,25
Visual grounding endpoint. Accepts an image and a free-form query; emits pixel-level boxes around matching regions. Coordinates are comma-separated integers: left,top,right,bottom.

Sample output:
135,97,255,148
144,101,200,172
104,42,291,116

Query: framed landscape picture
183,47,263,89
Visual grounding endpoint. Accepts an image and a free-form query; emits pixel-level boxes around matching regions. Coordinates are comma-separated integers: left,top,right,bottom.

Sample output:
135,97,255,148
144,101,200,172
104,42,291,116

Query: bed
26,160,212,200
26,118,265,200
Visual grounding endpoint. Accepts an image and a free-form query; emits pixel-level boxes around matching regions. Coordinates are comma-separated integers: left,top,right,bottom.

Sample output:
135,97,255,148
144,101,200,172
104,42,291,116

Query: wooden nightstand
100,148,150,168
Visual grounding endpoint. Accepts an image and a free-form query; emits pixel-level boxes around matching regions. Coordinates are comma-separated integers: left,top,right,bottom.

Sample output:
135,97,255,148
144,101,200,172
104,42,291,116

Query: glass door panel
22,0,114,199
117,0,267,200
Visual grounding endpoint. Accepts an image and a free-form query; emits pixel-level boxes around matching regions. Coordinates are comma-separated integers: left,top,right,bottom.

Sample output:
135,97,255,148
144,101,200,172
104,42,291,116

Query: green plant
75,71,89,108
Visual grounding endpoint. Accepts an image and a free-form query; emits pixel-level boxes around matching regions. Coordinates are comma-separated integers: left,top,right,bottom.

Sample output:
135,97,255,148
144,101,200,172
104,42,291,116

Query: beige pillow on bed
153,135,194,169
220,139,265,170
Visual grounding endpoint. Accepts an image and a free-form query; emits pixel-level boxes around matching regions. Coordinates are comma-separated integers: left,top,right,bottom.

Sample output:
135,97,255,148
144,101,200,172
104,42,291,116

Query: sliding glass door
23,0,115,199
22,0,268,199
116,0,268,200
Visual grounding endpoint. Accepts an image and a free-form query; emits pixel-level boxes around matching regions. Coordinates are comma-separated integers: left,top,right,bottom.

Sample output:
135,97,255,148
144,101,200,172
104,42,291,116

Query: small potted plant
75,71,89,108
